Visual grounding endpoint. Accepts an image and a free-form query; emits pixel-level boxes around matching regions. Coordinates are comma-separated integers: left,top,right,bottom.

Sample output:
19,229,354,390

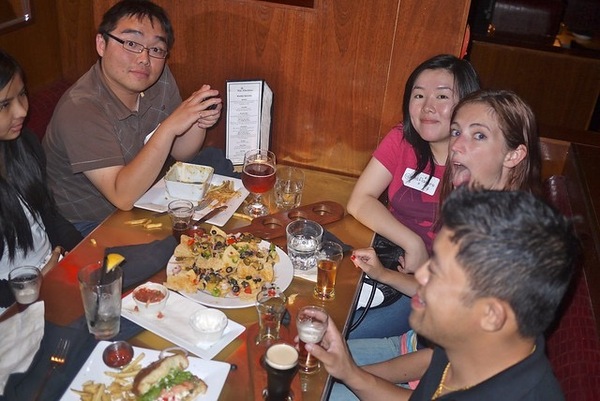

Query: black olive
226,266,233,273
232,285,240,293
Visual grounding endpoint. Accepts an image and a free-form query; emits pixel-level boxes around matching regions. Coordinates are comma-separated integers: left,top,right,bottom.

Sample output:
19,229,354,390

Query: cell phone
204,96,219,110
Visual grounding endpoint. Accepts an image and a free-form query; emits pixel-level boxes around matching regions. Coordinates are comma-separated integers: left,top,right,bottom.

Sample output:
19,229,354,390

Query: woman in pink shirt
347,54,480,339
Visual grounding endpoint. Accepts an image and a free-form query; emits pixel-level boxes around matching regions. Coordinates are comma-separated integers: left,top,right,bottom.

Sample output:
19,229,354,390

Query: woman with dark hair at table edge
0,49,82,313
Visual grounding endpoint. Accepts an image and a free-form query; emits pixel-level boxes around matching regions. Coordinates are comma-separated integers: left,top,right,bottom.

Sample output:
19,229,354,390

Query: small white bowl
132,282,169,316
189,308,228,344
164,162,214,202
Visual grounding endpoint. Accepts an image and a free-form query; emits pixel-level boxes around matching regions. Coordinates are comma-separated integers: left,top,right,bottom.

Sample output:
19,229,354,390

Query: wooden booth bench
541,137,600,401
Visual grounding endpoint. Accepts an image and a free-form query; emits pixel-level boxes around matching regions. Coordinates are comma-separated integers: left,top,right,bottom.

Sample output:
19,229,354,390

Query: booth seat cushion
543,175,600,400
547,270,600,400
26,79,71,141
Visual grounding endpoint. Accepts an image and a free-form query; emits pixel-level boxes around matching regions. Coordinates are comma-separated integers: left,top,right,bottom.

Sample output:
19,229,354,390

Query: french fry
104,370,139,378
124,218,151,226
233,212,253,221
143,222,163,230
204,180,241,204
72,353,145,401
123,352,145,372
91,383,105,401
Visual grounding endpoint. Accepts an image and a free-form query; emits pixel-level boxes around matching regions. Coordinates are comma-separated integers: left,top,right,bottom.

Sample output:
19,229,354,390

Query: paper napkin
0,301,45,394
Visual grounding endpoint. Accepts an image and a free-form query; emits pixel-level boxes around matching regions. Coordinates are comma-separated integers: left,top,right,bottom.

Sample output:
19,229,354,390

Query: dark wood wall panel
0,0,62,91
93,0,470,175
56,0,96,83
470,40,600,131
0,0,95,92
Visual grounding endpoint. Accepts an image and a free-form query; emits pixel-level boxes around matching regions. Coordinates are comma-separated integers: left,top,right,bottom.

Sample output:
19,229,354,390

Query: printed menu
225,80,273,165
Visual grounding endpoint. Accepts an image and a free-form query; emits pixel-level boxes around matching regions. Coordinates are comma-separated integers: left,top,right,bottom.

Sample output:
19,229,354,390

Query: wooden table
34,168,373,400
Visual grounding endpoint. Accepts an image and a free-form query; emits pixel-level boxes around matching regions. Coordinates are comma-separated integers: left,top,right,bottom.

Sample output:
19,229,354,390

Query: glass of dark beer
263,343,299,401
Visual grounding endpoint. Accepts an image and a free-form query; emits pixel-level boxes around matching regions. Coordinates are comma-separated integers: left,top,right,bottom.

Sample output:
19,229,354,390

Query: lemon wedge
105,253,125,272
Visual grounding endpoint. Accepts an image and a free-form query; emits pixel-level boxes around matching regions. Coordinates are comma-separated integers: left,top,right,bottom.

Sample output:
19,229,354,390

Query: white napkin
294,267,317,282
0,301,45,395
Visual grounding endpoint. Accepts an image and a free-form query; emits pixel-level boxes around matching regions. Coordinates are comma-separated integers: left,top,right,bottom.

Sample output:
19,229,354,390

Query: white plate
121,289,245,359
356,282,385,309
572,32,592,41
134,173,249,227
167,242,294,309
60,341,230,401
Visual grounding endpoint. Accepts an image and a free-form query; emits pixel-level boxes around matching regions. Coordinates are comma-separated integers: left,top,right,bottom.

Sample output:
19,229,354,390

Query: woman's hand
41,246,63,275
399,237,428,274
351,248,386,280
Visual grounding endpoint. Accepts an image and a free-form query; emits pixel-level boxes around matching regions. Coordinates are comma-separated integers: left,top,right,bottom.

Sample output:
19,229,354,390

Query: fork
32,337,70,401
194,198,216,213
152,198,213,217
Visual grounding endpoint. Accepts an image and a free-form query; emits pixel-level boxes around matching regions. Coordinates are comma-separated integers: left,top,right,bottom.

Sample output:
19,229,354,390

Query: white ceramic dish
190,308,229,344
132,282,169,317
121,288,245,359
134,173,249,227
59,341,230,401
167,242,294,309
164,162,214,202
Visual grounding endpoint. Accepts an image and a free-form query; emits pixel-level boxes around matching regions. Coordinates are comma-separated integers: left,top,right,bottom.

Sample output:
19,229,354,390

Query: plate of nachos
165,227,294,308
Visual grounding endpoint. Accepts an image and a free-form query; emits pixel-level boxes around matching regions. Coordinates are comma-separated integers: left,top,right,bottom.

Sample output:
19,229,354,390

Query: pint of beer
314,241,344,300
264,343,299,401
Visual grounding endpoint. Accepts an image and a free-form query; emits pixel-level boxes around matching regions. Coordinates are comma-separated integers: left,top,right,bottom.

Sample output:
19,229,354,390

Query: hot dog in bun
133,353,207,401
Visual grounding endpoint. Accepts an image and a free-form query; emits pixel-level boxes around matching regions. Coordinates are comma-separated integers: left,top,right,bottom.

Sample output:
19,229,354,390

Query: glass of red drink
167,199,194,242
241,149,276,218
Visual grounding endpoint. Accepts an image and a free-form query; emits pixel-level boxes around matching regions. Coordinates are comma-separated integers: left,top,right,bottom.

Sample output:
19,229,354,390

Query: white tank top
0,199,52,280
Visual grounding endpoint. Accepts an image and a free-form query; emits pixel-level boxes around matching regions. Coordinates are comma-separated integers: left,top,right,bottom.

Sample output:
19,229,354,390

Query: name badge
143,124,161,144
402,168,439,196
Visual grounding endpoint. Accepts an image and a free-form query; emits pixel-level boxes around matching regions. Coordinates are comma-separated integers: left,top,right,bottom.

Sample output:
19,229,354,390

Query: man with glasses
43,0,225,236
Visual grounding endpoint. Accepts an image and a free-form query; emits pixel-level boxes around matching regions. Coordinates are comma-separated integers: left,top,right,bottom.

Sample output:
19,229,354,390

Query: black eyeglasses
104,32,168,59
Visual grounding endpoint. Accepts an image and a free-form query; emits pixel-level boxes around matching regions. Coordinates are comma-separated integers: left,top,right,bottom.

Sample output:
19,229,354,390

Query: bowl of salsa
132,282,169,317
102,341,134,368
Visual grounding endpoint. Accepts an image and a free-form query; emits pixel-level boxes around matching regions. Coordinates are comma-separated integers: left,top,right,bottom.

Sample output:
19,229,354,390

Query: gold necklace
432,345,537,399
432,362,471,399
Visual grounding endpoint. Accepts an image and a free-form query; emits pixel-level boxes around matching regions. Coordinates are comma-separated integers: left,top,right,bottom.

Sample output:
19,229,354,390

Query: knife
192,205,228,224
